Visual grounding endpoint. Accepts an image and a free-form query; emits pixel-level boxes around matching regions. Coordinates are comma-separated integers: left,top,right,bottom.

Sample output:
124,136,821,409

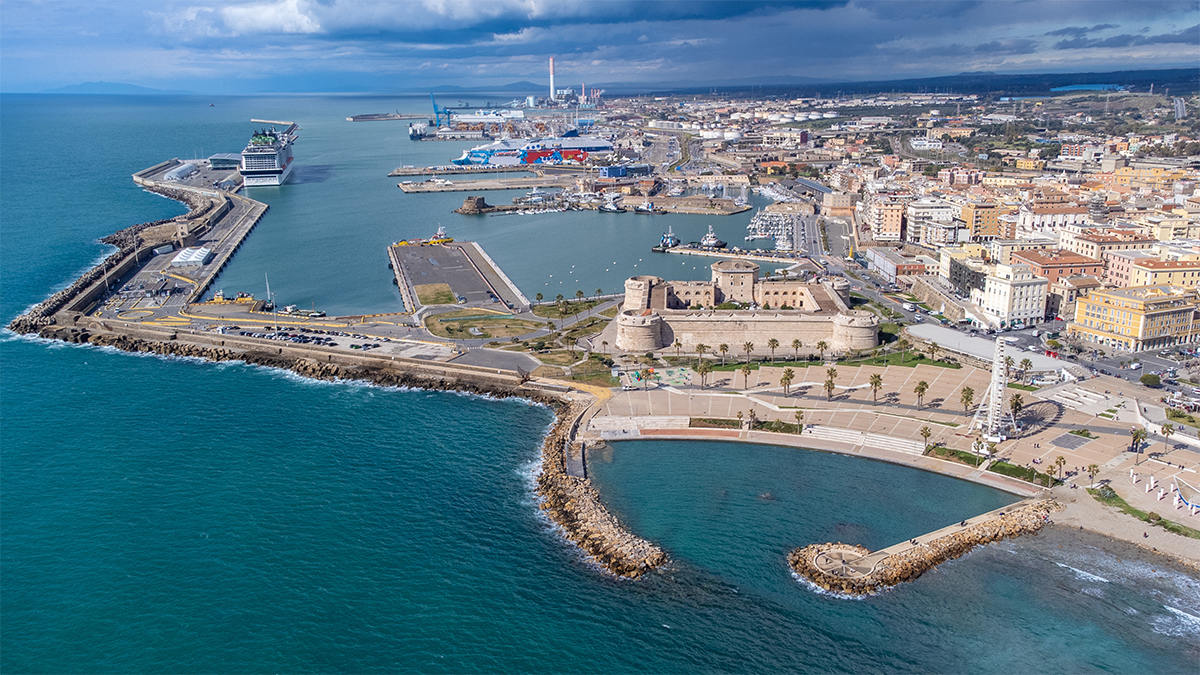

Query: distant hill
43,81,192,95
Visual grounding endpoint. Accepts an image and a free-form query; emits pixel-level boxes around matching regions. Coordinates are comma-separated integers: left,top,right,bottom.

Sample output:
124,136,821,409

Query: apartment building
1070,285,1200,352
1011,249,1105,285
971,263,1048,328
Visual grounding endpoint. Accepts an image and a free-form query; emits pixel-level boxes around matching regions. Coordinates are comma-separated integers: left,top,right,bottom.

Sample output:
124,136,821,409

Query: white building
971,263,1048,328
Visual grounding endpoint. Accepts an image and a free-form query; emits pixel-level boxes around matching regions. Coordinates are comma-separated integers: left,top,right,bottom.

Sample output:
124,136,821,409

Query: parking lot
392,244,499,307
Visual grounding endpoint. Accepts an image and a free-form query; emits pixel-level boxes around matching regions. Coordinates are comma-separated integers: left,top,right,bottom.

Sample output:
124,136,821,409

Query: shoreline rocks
788,500,1060,596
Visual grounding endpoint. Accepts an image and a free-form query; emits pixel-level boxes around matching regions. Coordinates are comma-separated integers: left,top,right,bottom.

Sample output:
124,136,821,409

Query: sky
1,0,1197,94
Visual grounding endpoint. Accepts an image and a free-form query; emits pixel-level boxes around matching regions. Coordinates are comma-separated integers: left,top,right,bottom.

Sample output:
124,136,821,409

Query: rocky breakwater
788,499,1060,596
536,401,667,578
35,326,560,405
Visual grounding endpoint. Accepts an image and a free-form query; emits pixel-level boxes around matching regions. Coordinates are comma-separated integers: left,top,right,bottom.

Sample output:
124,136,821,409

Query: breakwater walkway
788,499,1059,595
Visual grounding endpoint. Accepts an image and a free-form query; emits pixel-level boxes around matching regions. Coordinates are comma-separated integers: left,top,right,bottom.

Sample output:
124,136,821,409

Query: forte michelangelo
615,260,880,354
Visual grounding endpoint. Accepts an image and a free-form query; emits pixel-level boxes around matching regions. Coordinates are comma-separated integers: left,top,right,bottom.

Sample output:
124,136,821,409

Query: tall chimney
549,57,555,101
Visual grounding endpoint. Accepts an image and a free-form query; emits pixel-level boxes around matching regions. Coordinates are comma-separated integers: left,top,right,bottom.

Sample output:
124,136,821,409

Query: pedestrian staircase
804,426,926,456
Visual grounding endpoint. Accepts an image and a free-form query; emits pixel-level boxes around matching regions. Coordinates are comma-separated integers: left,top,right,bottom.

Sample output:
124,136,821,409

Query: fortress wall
654,312,878,354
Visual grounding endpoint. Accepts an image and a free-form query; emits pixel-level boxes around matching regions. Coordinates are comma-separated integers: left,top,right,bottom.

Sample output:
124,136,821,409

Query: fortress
615,260,879,355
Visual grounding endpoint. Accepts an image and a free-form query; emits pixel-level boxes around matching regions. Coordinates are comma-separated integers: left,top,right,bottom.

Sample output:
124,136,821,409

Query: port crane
430,94,452,127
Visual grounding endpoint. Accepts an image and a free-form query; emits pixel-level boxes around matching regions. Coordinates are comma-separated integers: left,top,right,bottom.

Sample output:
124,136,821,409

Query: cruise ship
240,121,299,186
452,130,613,166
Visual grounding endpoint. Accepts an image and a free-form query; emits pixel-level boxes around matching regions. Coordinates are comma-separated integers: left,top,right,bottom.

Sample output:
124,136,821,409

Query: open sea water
2,94,1198,673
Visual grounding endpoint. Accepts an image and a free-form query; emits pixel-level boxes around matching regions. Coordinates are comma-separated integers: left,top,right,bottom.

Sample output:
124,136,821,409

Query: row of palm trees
674,339,834,366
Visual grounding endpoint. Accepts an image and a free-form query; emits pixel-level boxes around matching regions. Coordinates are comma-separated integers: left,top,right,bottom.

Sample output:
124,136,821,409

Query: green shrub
1140,373,1162,388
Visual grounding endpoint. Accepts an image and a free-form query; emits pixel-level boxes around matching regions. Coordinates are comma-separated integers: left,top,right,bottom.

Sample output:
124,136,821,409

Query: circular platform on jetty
118,310,154,319
811,548,877,579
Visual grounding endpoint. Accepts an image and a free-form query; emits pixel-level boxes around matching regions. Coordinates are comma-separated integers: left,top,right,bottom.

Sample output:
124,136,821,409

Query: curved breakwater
536,404,668,577
789,499,1061,596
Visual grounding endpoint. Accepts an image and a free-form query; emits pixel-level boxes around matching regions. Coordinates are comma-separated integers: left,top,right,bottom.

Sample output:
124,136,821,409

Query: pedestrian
1143,532,1149,538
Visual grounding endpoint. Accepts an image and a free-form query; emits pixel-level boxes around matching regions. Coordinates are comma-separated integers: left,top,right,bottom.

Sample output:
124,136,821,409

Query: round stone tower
830,277,852,306
615,309,664,352
624,275,662,312
832,310,880,351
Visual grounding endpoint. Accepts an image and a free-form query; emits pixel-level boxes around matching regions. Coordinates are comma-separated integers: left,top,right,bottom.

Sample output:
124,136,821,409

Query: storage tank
723,131,742,141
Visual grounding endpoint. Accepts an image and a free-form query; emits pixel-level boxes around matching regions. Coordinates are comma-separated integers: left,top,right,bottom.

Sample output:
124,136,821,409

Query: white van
1129,363,1142,370
902,303,915,311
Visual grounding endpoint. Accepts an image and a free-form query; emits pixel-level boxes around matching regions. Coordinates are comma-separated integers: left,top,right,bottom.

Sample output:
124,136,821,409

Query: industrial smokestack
549,57,555,101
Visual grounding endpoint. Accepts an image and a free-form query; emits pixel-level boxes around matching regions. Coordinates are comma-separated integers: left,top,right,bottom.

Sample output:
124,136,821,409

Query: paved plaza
585,362,1200,529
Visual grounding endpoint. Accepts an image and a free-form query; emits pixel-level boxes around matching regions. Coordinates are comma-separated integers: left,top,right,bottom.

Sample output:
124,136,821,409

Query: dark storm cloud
1053,23,1200,49
1044,23,1118,37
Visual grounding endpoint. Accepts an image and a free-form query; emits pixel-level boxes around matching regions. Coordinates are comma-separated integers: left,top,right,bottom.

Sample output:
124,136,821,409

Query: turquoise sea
2,94,1198,673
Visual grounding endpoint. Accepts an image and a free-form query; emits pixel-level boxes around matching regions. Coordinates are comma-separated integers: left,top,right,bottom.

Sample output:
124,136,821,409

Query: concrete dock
398,176,577,193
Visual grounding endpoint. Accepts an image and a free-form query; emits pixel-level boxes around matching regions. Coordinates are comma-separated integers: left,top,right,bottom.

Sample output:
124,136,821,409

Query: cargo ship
240,121,298,187
452,129,613,166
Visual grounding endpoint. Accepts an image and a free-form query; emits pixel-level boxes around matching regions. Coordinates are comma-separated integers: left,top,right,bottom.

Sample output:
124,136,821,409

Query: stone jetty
788,499,1060,595
536,401,667,578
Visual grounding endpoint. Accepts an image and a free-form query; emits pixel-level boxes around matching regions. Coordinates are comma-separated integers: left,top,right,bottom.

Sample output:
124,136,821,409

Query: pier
398,176,577,193
789,499,1059,595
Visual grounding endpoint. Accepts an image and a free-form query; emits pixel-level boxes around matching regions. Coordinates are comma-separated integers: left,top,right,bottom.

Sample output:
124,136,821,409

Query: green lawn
1007,382,1039,391
414,283,456,306
532,299,603,319
988,460,1058,487
840,352,961,369
927,446,985,467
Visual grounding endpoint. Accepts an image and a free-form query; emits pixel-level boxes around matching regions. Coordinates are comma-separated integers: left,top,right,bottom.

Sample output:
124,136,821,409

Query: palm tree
794,409,804,434
960,386,975,413
1131,428,1148,465
719,343,729,366
1054,455,1067,481
535,292,544,304
1020,358,1033,382
1162,422,1176,455
781,368,795,396
826,367,838,382
1087,463,1100,485
768,338,780,362
601,340,608,355
869,373,883,404
816,340,828,361
971,437,986,467
792,339,802,361
743,341,754,364
595,288,603,300
697,361,712,389
920,425,932,452
914,380,929,407
824,377,836,400
576,289,585,304
741,364,753,390
928,341,939,362
696,343,709,368
736,410,744,428
1009,393,1024,417
748,409,758,429
1003,355,1014,378
639,368,652,391
674,339,682,361
556,293,564,303
897,337,911,365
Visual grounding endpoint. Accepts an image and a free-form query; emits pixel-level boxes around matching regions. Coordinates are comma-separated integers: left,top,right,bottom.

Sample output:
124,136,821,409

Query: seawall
788,499,1060,596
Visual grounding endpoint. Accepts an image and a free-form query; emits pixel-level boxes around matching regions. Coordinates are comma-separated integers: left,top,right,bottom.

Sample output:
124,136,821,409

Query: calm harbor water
2,94,1198,673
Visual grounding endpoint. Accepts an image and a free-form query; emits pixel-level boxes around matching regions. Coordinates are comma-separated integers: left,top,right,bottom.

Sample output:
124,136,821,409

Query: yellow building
1129,259,1200,288
1069,285,1200,352
961,202,1004,240
1014,158,1046,171
1114,166,1187,189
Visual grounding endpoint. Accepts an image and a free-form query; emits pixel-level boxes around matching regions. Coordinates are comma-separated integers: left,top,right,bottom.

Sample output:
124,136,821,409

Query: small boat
599,196,626,213
700,224,727,249
634,201,656,214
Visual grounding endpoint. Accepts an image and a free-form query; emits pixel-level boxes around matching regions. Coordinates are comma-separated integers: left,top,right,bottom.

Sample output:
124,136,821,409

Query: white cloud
220,0,320,34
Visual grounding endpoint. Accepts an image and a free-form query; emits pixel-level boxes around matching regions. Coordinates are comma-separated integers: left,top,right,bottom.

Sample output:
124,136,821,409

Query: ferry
659,225,680,248
240,121,299,186
452,130,613,166
700,224,727,249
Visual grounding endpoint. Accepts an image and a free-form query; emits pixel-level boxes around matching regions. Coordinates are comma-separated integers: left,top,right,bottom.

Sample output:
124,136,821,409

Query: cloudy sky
1,0,1197,93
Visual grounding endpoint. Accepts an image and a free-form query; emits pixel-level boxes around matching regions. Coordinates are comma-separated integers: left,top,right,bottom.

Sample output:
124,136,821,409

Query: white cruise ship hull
243,162,294,187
